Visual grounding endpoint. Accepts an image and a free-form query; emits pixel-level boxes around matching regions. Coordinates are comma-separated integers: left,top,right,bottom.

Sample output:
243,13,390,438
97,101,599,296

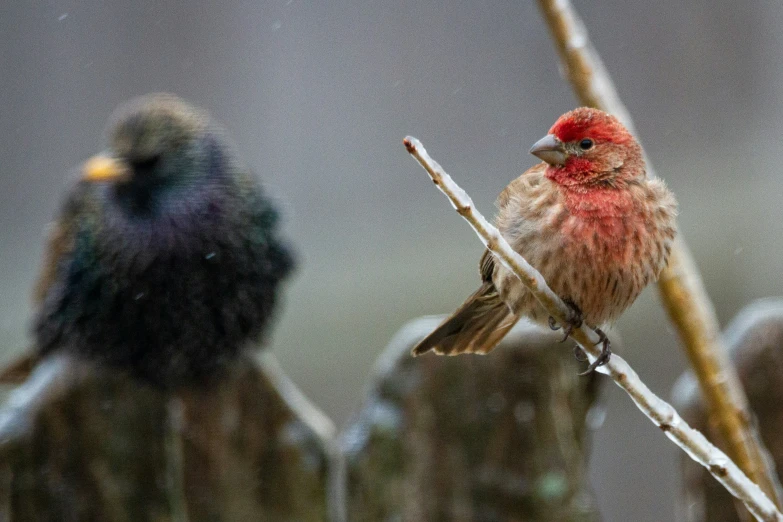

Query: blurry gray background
2,1,783,520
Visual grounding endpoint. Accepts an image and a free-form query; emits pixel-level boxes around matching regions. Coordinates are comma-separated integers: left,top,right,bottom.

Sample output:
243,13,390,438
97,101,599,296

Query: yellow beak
82,155,129,183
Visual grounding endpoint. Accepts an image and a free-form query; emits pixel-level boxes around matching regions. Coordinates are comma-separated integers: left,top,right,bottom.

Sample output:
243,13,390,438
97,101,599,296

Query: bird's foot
548,300,583,343
548,316,560,331
578,327,612,375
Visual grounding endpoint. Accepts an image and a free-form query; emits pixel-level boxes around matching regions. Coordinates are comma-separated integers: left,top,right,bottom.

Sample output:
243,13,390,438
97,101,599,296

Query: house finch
2,94,295,386
412,107,677,373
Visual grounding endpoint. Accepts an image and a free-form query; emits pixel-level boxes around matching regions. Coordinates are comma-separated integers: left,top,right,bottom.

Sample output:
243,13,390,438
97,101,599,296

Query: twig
535,0,783,511
403,136,782,522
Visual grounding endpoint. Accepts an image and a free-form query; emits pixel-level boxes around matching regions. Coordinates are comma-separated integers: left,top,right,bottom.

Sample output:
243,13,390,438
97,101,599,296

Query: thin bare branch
535,0,783,511
403,136,782,522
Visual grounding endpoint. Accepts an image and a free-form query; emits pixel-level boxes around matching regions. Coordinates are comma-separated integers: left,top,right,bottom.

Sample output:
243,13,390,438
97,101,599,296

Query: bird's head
82,93,222,217
529,107,644,187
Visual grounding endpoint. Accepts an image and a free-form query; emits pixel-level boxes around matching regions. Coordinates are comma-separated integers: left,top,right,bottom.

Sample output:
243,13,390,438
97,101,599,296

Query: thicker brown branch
535,0,783,511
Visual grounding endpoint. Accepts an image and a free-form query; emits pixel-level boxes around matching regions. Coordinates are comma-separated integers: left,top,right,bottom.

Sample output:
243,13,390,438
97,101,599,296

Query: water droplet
536,471,568,499
205,252,216,260
58,13,68,21
586,404,607,430
134,292,145,301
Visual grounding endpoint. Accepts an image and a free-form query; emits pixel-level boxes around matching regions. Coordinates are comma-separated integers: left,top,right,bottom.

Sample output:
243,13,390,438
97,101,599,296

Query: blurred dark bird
1,94,295,386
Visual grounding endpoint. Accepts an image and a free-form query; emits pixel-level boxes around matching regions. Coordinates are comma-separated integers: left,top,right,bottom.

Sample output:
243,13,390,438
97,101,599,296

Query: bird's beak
81,155,130,183
529,134,568,166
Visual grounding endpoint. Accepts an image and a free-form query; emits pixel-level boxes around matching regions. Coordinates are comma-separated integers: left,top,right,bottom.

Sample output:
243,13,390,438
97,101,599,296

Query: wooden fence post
0,351,339,522
674,299,783,522
342,316,606,521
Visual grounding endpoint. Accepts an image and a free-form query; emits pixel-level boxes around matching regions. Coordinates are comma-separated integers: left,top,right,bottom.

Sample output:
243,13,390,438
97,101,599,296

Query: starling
8,94,295,387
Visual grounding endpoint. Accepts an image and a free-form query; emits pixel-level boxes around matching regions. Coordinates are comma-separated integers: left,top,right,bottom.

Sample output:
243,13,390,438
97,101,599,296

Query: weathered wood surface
342,316,606,522
0,351,338,522
674,299,783,522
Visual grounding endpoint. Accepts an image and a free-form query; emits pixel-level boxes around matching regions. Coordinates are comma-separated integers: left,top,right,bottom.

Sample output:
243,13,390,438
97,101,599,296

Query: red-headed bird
412,107,677,373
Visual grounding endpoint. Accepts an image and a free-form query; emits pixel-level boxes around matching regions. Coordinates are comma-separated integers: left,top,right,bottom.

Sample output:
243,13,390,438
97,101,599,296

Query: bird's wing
479,248,495,282
32,181,93,305
32,219,76,304
496,162,548,209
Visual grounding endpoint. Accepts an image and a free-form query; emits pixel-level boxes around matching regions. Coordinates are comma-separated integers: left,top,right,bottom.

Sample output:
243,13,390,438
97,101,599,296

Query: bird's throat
114,180,162,217
562,184,633,219
545,159,595,186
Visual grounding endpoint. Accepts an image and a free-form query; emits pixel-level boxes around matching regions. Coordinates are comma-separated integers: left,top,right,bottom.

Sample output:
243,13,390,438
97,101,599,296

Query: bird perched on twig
2,94,295,386
412,107,677,373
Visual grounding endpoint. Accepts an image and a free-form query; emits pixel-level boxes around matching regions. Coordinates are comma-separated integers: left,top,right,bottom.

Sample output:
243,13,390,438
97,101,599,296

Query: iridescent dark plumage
31,94,295,386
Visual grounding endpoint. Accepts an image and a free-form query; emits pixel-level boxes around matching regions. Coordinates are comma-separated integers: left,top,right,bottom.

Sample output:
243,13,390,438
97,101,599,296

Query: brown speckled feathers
413,108,677,357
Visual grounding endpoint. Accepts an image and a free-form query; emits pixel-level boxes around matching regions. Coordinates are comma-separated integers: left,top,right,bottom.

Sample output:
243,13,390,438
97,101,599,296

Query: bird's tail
412,283,519,356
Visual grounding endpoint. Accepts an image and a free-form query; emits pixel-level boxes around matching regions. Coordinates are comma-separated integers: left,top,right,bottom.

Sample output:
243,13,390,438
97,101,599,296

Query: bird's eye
131,154,162,171
579,139,594,150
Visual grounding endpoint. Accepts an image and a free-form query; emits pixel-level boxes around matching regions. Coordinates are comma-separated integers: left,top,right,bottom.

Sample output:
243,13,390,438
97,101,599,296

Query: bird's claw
578,327,612,375
548,316,571,341
559,324,574,343
548,316,560,331
550,300,583,343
